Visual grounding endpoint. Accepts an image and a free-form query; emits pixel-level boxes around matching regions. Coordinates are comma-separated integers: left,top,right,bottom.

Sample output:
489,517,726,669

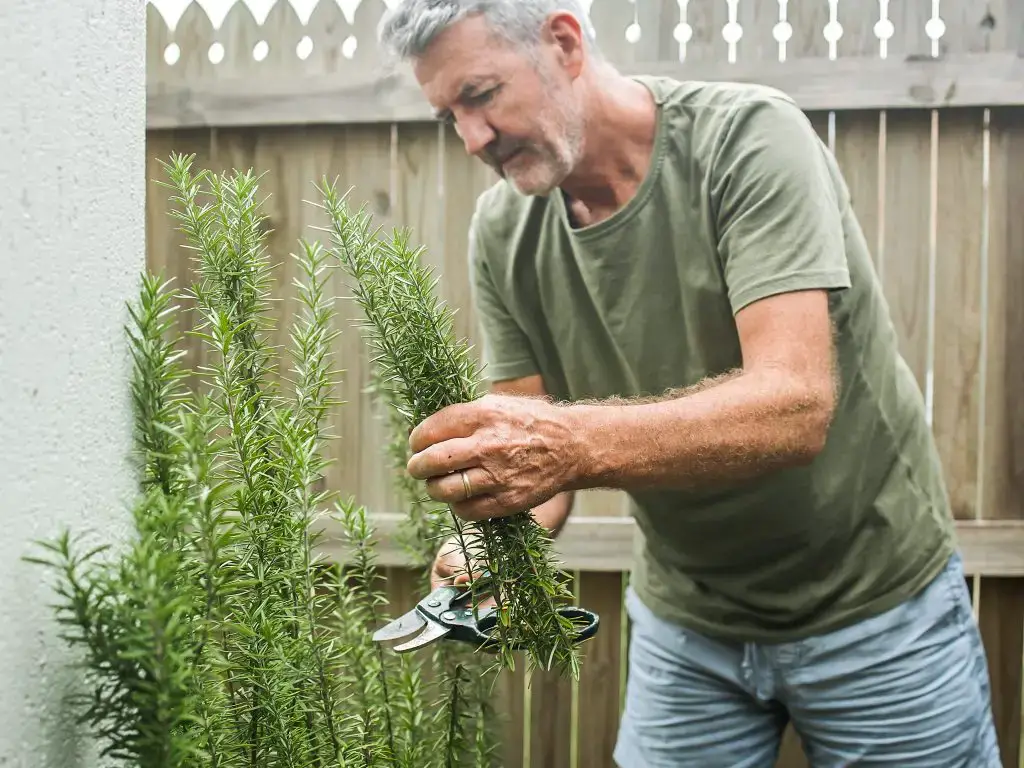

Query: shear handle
473,605,600,650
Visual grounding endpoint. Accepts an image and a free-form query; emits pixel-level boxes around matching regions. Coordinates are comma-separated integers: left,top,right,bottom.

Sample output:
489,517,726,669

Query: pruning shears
371,573,600,653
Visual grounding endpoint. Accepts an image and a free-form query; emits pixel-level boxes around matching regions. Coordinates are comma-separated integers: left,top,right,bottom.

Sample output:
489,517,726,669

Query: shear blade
372,608,426,643
393,620,449,652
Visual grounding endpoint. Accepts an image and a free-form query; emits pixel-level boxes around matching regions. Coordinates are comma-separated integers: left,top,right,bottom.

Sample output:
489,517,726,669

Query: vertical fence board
930,1,995,524
786,0,830,59
932,108,985,521
836,0,880,58
171,1,216,83
337,124,402,517
441,125,498,348
577,572,625,768
498,662,527,768
633,0,682,63
395,123,446,292
146,2,174,76
832,1,883,268
217,1,263,78
348,0,388,73
735,0,780,63
587,0,638,63
261,0,306,73
303,0,354,74
876,2,932,391
878,109,932,390
978,579,1024,766
528,574,578,768
684,0,730,62
833,111,882,269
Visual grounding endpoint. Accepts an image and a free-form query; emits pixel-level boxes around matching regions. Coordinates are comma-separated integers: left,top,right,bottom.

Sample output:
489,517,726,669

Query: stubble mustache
479,136,531,174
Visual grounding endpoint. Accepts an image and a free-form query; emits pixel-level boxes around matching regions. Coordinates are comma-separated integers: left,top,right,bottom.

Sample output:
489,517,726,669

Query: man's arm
407,95,848,520
403,290,835,524
568,287,837,493
490,374,575,536
407,288,837,520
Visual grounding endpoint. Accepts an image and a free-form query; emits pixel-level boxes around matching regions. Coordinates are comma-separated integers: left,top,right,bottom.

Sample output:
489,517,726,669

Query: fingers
422,465,494,505
409,401,489,454
407,436,479,480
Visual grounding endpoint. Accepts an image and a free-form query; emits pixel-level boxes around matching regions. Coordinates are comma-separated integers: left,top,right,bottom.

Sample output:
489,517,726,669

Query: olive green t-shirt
467,75,956,642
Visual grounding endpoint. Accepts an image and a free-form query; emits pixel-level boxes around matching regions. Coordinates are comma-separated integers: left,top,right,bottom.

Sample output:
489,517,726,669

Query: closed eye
435,84,503,125
465,85,500,107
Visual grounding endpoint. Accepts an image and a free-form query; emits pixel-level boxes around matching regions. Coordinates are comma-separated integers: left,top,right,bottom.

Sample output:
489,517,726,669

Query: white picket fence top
144,0,1019,126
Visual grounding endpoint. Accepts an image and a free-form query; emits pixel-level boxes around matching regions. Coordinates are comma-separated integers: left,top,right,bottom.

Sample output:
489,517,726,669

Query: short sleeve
467,212,539,383
710,94,851,314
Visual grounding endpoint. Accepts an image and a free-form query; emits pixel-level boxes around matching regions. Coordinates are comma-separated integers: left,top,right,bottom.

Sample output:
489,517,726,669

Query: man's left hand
406,393,583,522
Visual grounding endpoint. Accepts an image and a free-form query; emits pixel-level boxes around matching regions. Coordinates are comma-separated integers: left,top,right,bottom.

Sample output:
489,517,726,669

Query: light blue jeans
613,552,1001,767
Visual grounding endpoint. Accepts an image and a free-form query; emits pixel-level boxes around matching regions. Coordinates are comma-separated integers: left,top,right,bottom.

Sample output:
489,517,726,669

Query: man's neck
560,75,658,228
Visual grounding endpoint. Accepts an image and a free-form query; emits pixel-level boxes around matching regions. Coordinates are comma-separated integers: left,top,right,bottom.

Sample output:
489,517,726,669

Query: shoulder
642,75,808,133
645,76,835,197
642,77,821,167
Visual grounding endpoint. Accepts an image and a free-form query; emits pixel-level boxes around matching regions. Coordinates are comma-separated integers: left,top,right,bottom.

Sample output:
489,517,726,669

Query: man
377,1,1001,765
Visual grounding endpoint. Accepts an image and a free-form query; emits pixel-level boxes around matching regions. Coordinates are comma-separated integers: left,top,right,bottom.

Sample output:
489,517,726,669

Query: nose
455,115,496,157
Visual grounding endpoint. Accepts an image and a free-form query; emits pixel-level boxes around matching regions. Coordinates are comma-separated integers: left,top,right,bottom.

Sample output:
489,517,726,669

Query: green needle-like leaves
26,154,590,767
317,179,583,680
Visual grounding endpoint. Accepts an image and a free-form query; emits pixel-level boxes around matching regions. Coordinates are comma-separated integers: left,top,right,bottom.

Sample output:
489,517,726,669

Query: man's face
412,14,585,196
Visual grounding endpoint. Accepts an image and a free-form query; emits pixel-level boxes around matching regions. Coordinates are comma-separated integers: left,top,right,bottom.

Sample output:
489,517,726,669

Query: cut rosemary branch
316,180,582,680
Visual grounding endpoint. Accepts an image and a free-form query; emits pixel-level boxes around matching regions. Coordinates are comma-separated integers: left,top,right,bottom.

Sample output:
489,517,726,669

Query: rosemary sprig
316,180,582,680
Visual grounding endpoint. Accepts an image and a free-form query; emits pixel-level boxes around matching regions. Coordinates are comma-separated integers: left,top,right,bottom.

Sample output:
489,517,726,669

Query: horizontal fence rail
145,0,1024,765
318,512,1024,577
146,0,1024,127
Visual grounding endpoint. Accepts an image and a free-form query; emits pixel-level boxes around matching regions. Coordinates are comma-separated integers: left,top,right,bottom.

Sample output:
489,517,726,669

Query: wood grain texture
928,0,1000,523
879,108,933,392
497,664,526,768
529,571,577,768
575,571,625,768
147,52,1024,128
978,578,1024,767
830,0,884,267
932,109,985,520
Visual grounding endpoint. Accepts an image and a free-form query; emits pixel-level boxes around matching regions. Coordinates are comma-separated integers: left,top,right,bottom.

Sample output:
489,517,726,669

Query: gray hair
377,0,599,62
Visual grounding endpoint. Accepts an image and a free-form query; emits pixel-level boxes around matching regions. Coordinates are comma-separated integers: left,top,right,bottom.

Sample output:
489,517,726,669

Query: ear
544,12,586,77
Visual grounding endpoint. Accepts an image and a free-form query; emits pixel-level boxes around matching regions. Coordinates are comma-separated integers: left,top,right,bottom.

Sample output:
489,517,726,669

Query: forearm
569,368,834,491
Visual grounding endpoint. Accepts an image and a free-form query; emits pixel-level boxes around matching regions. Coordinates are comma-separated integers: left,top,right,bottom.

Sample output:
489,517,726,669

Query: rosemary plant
27,152,589,766
317,180,583,680
26,155,409,766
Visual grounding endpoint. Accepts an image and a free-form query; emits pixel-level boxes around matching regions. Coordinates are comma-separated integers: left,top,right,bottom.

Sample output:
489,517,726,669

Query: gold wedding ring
461,470,472,500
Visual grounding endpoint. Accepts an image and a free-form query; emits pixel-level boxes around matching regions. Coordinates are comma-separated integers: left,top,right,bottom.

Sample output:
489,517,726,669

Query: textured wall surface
0,0,145,764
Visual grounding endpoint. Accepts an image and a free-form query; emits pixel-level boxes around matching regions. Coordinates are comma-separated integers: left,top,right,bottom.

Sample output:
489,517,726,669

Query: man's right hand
427,374,574,590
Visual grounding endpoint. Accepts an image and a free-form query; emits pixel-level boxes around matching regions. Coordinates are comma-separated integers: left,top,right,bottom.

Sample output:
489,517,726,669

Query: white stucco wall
0,0,145,764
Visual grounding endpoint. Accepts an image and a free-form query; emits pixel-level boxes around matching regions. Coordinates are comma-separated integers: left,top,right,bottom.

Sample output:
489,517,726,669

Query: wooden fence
145,0,1024,765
